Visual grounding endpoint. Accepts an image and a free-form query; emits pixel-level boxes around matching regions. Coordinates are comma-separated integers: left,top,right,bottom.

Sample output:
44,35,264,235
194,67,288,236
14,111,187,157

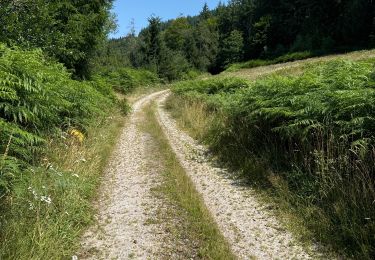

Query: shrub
172,59,375,258
118,99,132,115
0,44,114,198
95,67,160,93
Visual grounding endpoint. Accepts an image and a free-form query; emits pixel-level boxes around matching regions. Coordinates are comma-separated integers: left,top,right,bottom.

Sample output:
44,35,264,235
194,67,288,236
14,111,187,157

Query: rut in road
79,90,324,259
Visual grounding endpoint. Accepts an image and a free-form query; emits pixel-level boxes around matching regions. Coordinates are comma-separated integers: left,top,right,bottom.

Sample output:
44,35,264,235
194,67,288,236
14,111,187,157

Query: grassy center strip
142,102,236,260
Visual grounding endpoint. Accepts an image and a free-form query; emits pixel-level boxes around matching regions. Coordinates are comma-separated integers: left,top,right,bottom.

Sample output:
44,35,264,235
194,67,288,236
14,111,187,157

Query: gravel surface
79,91,168,259
155,91,321,260
79,90,325,260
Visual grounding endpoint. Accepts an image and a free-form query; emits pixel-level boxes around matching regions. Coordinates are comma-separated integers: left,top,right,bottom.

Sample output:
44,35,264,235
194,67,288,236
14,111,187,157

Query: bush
118,99,132,115
0,44,114,197
172,59,375,259
95,67,160,93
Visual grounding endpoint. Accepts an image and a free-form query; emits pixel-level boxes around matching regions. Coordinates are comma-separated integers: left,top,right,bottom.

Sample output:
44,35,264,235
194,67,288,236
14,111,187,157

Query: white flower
72,255,78,260
40,196,52,205
32,190,38,198
28,201,34,210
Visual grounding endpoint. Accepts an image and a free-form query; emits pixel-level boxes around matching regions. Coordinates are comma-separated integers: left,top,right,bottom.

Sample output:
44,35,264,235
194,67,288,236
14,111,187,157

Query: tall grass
170,59,375,259
226,51,313,72
0,44,125,258
0,111,124,259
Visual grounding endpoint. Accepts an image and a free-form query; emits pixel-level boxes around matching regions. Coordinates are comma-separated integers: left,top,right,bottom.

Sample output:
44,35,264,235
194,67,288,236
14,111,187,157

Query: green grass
142,102,236,260
223,49,375,81
168,58,375,259
226,51,313,72
0,43,129,259
0,108,124,259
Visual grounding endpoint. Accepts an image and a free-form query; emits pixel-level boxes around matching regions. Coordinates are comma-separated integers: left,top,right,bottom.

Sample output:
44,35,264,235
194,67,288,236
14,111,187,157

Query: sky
110,0,228,38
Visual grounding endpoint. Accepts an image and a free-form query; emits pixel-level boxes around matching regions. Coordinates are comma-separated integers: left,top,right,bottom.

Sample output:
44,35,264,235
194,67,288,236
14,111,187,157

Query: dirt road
79,90,320,259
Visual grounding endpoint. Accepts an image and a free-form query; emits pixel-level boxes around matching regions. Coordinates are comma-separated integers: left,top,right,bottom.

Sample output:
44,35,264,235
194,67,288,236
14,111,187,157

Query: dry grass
164,96,219,141
222,49,375,81
143,102,235,260
0,109,125,259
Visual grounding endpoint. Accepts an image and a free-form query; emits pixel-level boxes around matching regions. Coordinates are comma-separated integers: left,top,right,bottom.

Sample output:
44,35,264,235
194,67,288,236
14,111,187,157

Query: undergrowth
226,51,313,72
169,59,375,259
0,44,125,258
0,110,124,259
94,67,160,93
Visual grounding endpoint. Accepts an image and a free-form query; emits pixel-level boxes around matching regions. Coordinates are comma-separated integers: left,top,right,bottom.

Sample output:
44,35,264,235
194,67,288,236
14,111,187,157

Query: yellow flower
69,129,84,144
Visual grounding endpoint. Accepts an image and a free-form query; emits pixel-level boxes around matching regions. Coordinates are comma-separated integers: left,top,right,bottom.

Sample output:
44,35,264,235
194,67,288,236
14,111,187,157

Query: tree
200,2,211,20
0,0,115,79
193,18,219,71
249,15,271,57
220,30,244,66
143,16,163,71
163,17,191,51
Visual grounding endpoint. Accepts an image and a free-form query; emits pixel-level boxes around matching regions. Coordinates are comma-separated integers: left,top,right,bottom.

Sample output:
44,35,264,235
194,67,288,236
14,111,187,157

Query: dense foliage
171,59,375,258
94,67,161,93
0,44,115,197
0,0,115,78
105,0,374,78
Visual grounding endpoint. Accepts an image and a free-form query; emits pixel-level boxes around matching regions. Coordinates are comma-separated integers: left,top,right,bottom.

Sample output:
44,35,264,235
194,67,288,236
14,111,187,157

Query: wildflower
69,129,85,144
72,255,78,260
28,201,34,210
40,195,52,205
28,187,39,200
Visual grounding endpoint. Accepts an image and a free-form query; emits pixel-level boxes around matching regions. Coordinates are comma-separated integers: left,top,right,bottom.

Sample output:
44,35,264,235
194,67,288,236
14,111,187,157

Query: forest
98,0,375,78
0,0,374,259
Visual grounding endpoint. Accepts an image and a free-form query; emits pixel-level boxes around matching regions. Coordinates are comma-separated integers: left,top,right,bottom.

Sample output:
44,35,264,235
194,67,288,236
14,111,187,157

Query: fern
0,44,115,196
172,58,375,258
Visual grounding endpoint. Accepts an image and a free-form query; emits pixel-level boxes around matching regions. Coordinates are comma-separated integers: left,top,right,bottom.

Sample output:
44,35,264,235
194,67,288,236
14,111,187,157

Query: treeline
102,0,375,79
0,0,115,79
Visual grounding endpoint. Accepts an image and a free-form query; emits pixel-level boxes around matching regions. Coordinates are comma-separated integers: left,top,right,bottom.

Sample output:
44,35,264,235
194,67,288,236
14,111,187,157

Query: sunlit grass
168,53,375,259
142,102,236,260
0,109,124,259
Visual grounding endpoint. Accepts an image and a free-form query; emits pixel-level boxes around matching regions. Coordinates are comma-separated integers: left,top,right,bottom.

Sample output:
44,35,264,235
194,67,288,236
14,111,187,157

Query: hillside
167,49,375,259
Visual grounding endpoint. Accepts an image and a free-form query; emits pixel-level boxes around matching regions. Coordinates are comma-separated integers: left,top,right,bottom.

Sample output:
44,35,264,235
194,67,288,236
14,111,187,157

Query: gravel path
155,91,320,260
79,90,324,260
79,91,169,259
